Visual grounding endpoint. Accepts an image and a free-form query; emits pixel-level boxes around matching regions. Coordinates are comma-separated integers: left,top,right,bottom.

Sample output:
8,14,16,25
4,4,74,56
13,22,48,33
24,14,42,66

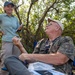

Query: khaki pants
0,42,21,75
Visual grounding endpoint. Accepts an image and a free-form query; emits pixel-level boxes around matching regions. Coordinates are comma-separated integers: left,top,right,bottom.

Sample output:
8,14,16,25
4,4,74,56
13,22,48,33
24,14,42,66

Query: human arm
12,36,27,54
17,24,23,32
0,26,5,35
0,19,4,35
0,15,5,35
19,36,75,65
19,52,69,65
0,31,5,35
14,17,23,32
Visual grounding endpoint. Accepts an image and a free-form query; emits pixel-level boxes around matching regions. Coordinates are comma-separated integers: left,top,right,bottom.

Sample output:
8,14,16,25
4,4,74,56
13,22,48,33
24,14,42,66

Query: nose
46,24,49,27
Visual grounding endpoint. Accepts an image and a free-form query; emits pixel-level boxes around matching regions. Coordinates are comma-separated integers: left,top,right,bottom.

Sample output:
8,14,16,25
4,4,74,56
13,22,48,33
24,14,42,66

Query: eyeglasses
47,23,52,26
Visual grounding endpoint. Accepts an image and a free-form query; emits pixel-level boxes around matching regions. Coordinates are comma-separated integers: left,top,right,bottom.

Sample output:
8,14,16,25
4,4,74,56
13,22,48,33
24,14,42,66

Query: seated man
4,18,75,75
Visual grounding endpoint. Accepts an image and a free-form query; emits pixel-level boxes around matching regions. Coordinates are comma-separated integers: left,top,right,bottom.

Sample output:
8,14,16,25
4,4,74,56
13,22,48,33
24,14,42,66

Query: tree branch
35,0,57,38
14,4,23,24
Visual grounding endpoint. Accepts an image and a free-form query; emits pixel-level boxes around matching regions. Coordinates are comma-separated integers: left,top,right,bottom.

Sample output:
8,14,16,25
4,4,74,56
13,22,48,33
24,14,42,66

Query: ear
55,25,60,31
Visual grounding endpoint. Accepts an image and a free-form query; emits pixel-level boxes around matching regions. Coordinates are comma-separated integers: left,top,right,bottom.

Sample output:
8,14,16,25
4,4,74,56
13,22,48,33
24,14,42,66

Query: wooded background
0,0,75,53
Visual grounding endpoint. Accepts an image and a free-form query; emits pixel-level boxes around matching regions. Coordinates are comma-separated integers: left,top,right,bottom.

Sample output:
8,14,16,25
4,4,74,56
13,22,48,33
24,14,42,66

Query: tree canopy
0,0,75,52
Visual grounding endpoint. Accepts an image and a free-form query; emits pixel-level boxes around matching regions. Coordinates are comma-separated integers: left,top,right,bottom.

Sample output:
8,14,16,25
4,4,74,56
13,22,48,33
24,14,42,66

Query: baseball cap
48,18,64,31
4,1,14,7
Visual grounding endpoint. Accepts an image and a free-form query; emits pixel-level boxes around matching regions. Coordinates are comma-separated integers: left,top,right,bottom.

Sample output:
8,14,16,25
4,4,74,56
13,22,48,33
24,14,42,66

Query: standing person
0,1,22,75
4,18,75,75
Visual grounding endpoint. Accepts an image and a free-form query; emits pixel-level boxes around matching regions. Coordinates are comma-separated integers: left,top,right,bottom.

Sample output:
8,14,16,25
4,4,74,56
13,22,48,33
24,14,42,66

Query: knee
4,56,19,66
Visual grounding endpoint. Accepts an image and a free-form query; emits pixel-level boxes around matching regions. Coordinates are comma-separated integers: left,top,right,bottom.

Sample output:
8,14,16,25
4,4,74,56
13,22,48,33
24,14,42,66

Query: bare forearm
29,54,61,65
12,37,28,54
27,53,69,65
19,46,28,54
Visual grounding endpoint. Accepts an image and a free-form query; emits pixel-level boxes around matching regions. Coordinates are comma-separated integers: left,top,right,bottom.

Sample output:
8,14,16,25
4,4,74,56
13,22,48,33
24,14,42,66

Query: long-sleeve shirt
0,13,20,42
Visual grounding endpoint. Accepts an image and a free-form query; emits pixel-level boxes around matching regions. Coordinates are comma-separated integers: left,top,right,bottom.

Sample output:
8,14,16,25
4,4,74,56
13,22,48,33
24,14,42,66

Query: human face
4,4,14,15
45,21,60,35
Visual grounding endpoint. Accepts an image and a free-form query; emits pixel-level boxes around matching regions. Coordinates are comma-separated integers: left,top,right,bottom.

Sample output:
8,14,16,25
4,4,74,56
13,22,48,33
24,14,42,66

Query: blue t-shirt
0,13,20,42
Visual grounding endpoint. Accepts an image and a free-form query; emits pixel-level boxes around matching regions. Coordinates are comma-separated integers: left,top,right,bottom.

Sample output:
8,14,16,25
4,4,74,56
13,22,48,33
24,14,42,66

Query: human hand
17,24,23,31
19,53,31,62
12,36,22,48
2,31,5,35
19,54,37,63
0,31,5,35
